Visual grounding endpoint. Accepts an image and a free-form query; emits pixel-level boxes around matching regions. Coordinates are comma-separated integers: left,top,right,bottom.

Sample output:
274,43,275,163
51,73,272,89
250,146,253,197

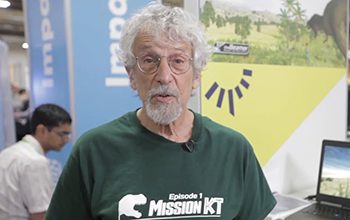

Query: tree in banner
201,12,210,29
201,0,216,27
238,16,252,39
235,21,241,35
292,2,306,42
216,14,224,28
278,8,292,52
256,18,261,32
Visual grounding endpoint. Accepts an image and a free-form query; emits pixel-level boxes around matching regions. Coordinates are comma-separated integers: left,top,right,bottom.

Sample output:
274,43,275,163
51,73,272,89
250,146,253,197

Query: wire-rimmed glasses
47,127,71,139
51,130,71,139
134,53,193,75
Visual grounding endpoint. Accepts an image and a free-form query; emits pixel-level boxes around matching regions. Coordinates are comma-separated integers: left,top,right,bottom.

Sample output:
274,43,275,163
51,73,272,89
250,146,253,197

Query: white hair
119,2,212,77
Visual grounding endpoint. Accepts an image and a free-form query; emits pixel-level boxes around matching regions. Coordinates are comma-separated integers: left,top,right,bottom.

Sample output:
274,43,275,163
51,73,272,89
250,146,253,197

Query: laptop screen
319,145,350,199
317,140,350,207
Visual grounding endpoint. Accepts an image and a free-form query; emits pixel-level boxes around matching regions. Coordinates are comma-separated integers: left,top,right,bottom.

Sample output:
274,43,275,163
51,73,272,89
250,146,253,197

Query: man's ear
126,66,137,90
192,72,201,90
35,124,48,137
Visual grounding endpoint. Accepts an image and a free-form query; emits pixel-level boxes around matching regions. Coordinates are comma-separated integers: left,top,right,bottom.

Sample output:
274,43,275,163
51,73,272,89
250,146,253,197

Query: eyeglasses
51,129,71,139
134,53,193,75
47,128,71,139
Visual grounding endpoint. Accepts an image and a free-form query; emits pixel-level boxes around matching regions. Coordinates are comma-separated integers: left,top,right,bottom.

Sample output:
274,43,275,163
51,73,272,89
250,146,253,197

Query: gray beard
145,85,182,125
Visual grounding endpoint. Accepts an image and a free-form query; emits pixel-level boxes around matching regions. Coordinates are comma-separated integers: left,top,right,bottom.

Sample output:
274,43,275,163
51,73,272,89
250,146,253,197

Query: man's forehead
134,31,192,53
55,122,72,131
138,43,189,53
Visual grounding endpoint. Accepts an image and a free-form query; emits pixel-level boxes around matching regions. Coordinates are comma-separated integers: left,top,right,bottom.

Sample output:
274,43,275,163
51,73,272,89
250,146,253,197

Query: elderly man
0,104,72,220
44,3,276,220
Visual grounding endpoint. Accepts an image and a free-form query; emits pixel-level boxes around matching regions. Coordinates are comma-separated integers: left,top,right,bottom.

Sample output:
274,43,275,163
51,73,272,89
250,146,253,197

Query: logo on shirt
118,194,147,220
118,192,224,219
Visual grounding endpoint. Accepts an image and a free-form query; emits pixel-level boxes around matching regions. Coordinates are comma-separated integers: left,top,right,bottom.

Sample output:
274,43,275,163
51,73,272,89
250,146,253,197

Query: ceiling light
22,42,29,49
0,1,11,8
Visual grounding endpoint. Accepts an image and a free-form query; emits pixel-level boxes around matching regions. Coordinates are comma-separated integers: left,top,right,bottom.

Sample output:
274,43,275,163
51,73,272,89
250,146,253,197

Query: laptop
286,140,350,220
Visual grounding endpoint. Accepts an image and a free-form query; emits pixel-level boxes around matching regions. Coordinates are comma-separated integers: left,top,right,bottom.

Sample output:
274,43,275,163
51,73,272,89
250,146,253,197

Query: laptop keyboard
303,204,350,219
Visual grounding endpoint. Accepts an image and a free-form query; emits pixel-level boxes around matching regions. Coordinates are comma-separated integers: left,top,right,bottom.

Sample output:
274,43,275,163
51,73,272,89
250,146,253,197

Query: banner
24,0,71,184
199,0,347,193
70,0,154,137
200,0,346,164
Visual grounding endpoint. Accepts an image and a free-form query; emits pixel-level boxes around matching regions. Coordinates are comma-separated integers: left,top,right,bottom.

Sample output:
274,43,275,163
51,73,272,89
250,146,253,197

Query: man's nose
155,57,173,84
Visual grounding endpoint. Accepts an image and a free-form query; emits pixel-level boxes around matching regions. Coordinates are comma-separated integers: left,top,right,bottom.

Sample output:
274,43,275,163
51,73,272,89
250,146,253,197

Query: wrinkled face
44,122,71,152
126,32,200,124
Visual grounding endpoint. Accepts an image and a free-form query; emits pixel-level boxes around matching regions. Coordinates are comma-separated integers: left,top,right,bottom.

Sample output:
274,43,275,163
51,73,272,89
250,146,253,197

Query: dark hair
30,104,72,134
18,89,27,95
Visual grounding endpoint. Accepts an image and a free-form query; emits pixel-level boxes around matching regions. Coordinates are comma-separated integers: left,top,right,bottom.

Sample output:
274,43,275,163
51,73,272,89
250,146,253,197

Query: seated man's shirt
0,135,54,220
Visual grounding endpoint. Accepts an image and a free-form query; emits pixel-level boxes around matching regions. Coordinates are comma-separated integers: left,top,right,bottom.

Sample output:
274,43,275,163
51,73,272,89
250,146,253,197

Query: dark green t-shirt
44,110,276,220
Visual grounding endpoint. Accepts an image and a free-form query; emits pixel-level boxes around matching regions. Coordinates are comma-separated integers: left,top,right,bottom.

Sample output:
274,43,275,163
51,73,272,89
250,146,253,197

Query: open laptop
286,140,350,220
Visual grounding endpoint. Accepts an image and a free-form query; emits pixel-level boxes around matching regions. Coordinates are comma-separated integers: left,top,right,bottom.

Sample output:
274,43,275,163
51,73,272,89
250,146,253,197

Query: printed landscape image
200,0,348,67
319,146,350,198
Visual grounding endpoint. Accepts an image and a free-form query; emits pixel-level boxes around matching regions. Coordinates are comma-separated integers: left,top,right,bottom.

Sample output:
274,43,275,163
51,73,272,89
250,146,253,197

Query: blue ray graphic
206,68,252,117
243,69,252,76
217,88,225,107
205,82,219,99
235,86,242,99
228,90,234,116
240,78,249,89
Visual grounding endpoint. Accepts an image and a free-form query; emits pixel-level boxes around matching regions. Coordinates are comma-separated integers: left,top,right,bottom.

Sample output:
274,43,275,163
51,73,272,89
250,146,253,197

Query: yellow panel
201,63,346,166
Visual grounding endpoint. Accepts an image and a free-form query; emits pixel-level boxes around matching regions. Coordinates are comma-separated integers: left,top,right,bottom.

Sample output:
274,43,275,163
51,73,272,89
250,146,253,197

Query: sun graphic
204,69,252,116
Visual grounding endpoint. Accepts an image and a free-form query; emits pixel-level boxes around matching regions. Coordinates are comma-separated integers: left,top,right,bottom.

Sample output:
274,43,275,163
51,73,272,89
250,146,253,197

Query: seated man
0,104,72,220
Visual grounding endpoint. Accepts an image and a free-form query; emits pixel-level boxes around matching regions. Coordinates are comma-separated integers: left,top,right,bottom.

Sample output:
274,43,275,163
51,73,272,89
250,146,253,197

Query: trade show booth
20,0,349,194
